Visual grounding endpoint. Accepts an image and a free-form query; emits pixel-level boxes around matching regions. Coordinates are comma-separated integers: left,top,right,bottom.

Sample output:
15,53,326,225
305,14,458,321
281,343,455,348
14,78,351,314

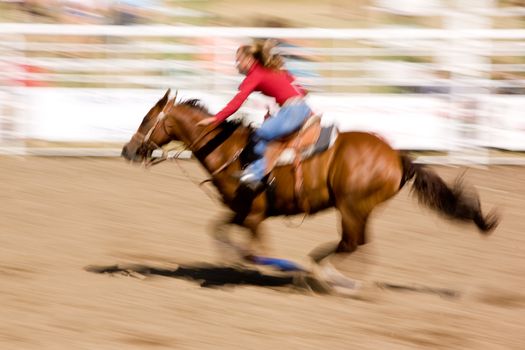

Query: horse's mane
177,98,255,160
178,98,250,131
179,98,211,114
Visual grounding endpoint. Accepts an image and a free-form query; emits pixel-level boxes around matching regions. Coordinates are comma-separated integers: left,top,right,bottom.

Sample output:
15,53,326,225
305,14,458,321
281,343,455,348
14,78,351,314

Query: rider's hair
237,39,283,70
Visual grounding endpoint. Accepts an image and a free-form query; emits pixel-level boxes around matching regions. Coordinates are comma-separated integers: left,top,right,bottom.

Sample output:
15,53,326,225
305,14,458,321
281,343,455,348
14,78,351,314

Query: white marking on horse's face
157,111,166,120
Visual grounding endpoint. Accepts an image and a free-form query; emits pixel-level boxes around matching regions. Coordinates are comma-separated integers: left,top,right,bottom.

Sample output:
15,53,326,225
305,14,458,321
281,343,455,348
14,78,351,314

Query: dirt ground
1,156,524,350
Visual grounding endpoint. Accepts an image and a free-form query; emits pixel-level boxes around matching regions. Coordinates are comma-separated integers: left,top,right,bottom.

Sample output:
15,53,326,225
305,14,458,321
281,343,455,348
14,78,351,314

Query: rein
175,124,244,204
210,148,243,177
143,122,222,168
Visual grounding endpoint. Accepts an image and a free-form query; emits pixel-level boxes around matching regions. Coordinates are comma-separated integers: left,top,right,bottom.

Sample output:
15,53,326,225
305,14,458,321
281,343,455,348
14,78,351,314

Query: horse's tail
400,154,498,234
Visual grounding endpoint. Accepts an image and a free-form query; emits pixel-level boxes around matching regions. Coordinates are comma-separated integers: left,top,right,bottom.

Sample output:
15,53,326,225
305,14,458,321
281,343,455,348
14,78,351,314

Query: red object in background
14,64,49,87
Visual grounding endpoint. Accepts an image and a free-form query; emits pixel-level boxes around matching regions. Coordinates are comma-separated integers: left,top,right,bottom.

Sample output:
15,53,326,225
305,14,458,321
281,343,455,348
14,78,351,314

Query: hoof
311,260,362,296
292,272,333,294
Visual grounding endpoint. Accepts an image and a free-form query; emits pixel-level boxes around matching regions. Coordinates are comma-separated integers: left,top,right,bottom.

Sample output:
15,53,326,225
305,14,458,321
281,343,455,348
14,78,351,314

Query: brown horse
122,89,498,289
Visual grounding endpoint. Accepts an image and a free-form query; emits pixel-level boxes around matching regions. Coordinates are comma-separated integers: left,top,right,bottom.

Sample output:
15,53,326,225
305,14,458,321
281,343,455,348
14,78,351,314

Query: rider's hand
196,117,217,127
263,106,271,120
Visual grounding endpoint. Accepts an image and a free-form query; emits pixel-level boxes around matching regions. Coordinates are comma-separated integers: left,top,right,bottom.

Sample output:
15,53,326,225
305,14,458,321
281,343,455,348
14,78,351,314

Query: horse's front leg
210,213,250,263
211,211,267,263
229,188,270,261
239,212,268,261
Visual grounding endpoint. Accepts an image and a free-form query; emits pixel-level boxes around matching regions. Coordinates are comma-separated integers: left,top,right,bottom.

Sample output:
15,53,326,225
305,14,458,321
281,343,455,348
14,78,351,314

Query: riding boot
244,133,261,164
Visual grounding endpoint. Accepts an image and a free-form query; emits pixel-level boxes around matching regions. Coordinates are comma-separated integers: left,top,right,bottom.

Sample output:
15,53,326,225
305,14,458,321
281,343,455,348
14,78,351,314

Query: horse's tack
264,115,322,172
264,115,323,212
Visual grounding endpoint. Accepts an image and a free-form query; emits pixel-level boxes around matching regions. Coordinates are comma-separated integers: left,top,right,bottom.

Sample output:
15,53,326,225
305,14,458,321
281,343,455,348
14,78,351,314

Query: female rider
197,40,311,190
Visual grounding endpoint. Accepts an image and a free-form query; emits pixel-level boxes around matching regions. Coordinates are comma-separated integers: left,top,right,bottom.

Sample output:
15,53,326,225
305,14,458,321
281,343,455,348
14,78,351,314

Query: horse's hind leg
309,200,368,263
309,190,390,292
337,204,368,254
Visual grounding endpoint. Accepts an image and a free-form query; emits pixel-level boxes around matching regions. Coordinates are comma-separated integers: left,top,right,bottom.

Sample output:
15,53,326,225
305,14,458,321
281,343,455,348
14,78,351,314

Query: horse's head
121,88,176,164
123,90,242,168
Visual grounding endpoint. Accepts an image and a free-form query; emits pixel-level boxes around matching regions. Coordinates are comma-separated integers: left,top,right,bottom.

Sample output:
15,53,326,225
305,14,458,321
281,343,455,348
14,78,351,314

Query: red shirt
214,62,306,122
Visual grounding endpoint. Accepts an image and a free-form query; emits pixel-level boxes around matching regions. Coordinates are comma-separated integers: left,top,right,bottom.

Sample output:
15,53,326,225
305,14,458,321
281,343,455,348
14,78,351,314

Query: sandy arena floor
0,156,524,349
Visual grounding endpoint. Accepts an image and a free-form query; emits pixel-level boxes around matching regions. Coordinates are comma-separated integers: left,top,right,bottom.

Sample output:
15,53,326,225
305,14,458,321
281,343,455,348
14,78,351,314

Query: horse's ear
154,88,170,108
163,90,177,114
159,88,171,105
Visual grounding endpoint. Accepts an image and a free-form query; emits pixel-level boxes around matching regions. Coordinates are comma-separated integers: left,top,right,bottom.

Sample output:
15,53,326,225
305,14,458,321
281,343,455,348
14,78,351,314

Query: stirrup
242,180,264,192
239,172,257,183
239,173,264,192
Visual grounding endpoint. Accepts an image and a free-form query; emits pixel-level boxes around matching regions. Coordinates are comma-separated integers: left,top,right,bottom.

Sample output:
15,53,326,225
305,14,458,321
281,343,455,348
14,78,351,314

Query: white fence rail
0,24,524,164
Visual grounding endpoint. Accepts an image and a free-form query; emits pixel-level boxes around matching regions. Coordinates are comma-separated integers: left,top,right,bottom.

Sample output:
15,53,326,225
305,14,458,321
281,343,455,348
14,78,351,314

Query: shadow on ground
85,263,298,288
85,263,461,299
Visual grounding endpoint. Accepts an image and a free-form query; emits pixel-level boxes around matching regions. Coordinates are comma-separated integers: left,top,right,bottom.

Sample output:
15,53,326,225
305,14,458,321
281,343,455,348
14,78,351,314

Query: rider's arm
214,74,259,123
285,70,308,96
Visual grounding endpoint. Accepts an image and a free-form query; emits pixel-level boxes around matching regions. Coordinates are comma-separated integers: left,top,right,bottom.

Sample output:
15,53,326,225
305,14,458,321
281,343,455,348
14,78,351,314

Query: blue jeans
244,99,311,181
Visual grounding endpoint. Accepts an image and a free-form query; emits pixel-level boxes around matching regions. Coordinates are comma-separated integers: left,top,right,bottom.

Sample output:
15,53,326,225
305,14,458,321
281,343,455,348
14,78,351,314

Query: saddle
263,115,338,211
264,115,337,172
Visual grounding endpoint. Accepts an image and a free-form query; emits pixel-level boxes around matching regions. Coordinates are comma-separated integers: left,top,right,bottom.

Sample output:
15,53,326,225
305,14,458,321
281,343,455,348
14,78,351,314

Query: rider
197,39,311,190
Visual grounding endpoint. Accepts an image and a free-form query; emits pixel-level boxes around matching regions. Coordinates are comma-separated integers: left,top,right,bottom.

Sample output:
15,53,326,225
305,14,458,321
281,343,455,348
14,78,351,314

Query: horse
121,89,499,291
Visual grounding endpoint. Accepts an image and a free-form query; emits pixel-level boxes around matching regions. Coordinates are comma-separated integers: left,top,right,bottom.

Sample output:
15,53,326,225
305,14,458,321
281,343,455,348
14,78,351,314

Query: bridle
133,109,172,167
134,89,179,167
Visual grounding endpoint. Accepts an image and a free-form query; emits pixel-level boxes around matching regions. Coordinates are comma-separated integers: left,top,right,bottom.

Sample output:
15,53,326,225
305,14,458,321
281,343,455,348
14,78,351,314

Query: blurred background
0,0,524,162
1,4,524,349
